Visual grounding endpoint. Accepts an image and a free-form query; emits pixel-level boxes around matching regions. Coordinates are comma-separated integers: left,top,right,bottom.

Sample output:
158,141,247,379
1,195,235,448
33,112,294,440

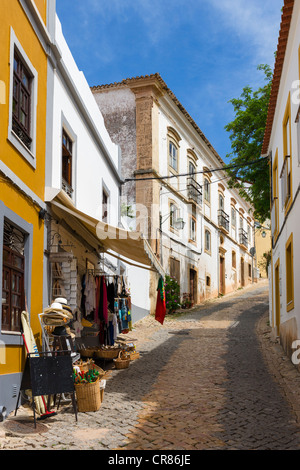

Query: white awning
45,188,164,276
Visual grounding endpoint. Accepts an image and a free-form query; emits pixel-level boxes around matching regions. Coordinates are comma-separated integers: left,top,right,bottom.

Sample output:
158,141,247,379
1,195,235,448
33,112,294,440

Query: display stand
15,352,77,427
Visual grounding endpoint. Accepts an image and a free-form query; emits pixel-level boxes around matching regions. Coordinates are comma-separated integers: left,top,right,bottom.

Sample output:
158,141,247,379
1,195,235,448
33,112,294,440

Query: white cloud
209,0,283,66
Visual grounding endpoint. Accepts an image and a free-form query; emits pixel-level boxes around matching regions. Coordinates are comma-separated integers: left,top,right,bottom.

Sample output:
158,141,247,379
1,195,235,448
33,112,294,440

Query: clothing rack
86,269,122,278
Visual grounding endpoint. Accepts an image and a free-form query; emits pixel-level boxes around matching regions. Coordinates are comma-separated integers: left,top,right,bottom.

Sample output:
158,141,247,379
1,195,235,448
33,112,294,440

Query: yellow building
0,0,49,417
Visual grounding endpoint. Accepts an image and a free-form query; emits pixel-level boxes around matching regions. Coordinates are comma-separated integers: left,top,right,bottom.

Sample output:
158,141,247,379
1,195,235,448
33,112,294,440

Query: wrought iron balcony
62,177,74,198
218,209,229,232
239,228,248,247
187,177,202,205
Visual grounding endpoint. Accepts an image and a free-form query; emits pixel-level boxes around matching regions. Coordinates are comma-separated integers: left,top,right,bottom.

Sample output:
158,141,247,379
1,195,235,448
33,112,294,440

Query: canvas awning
45,188,164,276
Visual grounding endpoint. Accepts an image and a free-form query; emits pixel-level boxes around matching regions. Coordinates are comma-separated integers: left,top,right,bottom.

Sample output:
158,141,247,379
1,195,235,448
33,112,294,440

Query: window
102,190,108,222
2,220,25,332
169,141,178,171
188,161,195,176
189,217,196,242
170,257,180,284
219,193,224,210
8,28,38,167
12,51,32,150
62,130,73,197
204,178,210,203
248,263,252,278
286,233,294,311
247,224,252,246
232,251,236,269
205,229,211,254
272,150,279,239
280,156,291,209
281,94,292,212
231,207,236,227
167,127,181,174
170,203,179,229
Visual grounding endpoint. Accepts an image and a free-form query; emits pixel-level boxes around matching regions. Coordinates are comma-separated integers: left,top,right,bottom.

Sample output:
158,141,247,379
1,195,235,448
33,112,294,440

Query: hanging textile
155,276,166,325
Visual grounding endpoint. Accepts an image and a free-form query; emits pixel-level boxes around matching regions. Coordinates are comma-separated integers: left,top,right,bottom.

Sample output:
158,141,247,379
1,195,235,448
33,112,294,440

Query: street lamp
158,208,185,268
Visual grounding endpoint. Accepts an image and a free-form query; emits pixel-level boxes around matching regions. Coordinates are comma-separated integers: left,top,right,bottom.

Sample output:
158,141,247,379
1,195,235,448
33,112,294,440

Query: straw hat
53,298,73,316
43,302,72,321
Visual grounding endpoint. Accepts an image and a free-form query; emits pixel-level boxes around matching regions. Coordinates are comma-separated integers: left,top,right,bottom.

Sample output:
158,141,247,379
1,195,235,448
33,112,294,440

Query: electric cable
122,156,268,184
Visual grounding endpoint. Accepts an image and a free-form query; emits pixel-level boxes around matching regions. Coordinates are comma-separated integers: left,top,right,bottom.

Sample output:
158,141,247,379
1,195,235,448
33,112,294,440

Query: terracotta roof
92,73,225,166
261,0,294,155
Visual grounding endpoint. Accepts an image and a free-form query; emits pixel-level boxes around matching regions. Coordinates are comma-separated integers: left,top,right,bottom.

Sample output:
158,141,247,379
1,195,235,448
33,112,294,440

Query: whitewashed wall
268,4,300,342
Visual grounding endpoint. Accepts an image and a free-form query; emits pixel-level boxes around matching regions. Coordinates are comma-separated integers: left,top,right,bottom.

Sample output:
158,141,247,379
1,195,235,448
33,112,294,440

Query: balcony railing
218,209,229,232
62,177,74,198
187,177,202,205
239,228,248,247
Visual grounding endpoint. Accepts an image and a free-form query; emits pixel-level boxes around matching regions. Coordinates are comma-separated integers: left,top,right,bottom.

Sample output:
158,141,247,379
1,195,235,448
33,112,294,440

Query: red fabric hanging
155,276,166,325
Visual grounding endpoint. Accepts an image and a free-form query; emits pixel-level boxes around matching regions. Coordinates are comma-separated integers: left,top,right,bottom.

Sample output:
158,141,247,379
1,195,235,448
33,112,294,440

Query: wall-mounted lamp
39,208,47,220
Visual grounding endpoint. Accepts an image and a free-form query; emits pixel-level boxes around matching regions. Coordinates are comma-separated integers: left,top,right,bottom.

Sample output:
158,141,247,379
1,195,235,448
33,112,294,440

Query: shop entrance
241,257,245,287
275,260,280,336
219,256,225,295
189,269,197,305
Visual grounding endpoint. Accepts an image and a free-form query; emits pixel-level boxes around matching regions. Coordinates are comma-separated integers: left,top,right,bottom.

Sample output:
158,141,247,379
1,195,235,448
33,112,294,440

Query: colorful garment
155,276,166,325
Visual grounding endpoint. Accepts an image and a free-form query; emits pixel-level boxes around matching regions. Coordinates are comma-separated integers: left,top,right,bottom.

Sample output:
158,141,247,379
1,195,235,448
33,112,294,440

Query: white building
92,74,256,312
43,4,163,328
262,0,300,362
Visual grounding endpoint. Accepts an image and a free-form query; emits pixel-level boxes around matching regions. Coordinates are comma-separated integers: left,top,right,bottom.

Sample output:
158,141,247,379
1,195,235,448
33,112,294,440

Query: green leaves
225,64,273,223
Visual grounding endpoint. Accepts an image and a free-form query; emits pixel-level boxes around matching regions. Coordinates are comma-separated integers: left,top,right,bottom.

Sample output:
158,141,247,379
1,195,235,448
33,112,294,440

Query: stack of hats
41,297,73,326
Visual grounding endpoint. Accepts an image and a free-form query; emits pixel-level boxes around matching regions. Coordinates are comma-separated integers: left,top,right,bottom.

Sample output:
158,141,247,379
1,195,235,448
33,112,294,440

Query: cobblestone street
1,279,300,451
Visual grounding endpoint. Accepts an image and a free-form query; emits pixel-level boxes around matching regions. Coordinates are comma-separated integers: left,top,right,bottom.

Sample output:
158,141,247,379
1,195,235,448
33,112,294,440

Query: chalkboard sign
17,352,77,426
26,354,74,396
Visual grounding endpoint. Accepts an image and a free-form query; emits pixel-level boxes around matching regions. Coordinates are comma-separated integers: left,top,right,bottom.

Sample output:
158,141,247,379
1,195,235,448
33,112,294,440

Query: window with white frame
167,127,181,174
231,206,236,227
204,178,210,203
8,28,38,168
280,156,291,209
189,216,196,242
204,228,211,254
62,129,74,198
169,141,178,172
0,204,33,340
102,189,109,222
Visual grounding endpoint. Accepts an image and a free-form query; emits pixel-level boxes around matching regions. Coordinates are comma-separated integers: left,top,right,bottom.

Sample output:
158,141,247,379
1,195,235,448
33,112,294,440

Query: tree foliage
224,64,273,223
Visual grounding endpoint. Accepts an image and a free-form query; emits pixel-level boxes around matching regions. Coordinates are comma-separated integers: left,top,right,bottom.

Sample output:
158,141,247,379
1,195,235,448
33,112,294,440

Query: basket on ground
75,378,101,412
94,347,120,359
78,347,97,358
114,351,131,369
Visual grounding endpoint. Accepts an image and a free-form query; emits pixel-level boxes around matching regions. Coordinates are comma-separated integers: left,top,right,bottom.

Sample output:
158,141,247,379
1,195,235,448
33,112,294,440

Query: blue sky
56,0,283,163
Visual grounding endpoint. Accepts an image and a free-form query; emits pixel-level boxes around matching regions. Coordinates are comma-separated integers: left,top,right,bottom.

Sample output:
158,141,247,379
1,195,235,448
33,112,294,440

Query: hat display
41,300,73,326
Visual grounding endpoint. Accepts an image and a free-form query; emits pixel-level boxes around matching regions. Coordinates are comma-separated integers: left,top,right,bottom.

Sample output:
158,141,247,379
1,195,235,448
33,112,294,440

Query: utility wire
159,174,230,198
123,156,268,183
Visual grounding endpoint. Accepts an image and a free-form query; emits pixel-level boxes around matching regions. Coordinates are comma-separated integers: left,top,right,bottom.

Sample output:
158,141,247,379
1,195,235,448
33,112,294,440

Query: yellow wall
0,0,47,201
34,0,47,25
255,229,271,278
0,0,48,374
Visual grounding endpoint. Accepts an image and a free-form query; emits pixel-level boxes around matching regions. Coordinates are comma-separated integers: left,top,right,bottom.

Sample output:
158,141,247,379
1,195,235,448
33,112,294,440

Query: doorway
219,256,225,295
241,257,245,287
275,260,280,336
189,269,197,305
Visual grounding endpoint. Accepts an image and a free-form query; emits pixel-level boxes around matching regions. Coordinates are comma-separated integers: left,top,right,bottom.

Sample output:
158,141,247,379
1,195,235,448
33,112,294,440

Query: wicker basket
75,378,101,412
129,351,140,361
79,347,96,358
114,351,131,369
94,347,120,359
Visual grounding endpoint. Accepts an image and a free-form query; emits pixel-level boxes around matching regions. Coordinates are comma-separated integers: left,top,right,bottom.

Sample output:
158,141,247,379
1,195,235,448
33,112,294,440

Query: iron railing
218,209,229,232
